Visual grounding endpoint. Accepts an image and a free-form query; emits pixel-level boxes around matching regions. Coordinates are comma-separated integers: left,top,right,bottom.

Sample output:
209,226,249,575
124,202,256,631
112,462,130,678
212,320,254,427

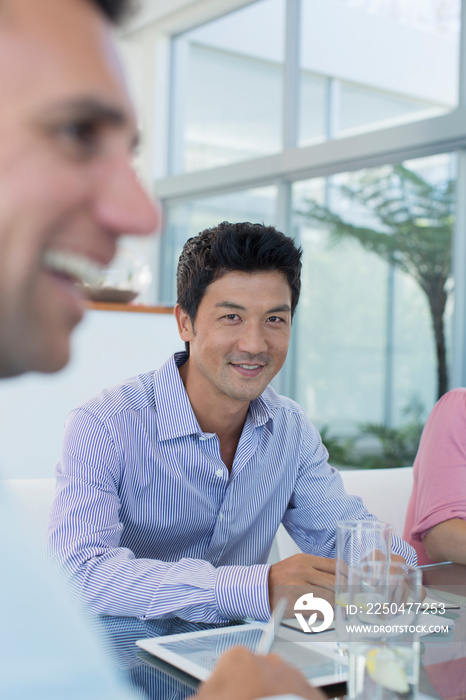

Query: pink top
403,388,466,566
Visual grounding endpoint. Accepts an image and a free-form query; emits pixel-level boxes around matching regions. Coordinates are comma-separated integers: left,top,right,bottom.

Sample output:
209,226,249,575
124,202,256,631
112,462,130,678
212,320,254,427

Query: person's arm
193,647,324,700
265,417,416,613
267,432,416,614
409,389,466,563
48,407,270,623
423,518,466,564
279,417,417,561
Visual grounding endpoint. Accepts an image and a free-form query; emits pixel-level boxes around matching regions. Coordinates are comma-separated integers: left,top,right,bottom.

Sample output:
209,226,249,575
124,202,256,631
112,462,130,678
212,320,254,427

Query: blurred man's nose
94,160,161,237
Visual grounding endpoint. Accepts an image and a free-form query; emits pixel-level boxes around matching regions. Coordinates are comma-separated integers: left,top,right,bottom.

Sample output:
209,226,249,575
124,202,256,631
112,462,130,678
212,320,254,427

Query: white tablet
136,622,348,687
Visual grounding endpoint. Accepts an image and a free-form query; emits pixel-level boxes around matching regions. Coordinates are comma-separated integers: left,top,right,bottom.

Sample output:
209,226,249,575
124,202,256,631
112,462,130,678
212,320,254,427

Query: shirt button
199,435,207,441
215,468,223,478
219,513,224,521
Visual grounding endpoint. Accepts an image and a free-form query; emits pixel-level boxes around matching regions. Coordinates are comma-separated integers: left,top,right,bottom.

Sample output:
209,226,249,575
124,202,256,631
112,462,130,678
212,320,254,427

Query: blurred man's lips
42,250,101,285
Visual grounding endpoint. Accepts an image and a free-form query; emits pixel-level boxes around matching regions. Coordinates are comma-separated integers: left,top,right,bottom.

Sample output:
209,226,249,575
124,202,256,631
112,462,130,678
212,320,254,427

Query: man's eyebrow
40,98,139,149
215,302,247,311
267,304,292,314
214,302,292,314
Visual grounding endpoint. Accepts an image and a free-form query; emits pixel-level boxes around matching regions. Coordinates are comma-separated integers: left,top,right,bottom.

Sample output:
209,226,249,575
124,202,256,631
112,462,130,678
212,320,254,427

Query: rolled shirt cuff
392,534,417,566
216,564,271,622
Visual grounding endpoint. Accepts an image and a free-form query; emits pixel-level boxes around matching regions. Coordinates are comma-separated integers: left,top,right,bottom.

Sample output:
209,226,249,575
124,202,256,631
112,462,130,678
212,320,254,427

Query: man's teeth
43,250,101,285
238,364,261,370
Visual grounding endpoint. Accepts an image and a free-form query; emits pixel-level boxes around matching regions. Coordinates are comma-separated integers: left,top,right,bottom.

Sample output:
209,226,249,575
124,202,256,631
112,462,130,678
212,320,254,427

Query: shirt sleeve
282,417,417,566
409,389,466,543
48,407,271,623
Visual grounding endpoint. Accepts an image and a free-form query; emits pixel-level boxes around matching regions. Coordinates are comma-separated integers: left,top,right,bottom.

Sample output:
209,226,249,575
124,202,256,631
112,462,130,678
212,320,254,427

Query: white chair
269,467,413,563
340,466,413,537
2,478,56,552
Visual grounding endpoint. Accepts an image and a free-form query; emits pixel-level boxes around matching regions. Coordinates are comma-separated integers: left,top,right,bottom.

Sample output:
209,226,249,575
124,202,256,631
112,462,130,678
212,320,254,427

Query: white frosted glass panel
299,73,327,147
171,0,285,174
337,82,439,138
299,0,459,145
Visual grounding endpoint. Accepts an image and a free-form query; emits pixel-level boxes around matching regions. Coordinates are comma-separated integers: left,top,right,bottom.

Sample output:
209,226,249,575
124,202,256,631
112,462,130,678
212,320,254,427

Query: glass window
299,0,460,146
337,81,438,138
291,153,454,465
298,72,328,146
159,186,278,303
170,0,285,174
158,0,465,469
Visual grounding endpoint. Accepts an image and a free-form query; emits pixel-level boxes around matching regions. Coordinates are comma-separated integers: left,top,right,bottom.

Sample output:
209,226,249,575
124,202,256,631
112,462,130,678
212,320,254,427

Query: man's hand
268,553,335,617
391,553,407,567
193,646,325,700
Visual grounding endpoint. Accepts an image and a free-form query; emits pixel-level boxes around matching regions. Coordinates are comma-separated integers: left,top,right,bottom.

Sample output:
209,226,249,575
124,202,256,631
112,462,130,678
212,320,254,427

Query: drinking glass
346,562,422,700
335,520,393,655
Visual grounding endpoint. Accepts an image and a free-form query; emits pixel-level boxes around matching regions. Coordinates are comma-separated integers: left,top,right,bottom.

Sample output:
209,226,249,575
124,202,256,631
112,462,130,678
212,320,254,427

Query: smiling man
49,221,416,625
0,0,159,696
0,0,158,379
176,268,292,471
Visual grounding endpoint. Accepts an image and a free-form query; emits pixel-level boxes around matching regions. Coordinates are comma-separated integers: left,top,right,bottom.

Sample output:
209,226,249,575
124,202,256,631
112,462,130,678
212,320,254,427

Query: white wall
0,310,181,479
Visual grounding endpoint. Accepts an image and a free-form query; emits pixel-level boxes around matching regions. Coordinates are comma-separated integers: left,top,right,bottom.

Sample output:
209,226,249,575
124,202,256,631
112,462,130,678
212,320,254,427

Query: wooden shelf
86,302,174,314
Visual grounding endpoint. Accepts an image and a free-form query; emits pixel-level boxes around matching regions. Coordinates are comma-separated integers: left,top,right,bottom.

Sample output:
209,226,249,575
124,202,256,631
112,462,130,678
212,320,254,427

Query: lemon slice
366,647,410,694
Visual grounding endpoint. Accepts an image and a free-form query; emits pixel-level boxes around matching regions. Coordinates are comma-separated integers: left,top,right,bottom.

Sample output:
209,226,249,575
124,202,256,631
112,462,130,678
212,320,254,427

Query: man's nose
93,160,161,238
237,322,268,355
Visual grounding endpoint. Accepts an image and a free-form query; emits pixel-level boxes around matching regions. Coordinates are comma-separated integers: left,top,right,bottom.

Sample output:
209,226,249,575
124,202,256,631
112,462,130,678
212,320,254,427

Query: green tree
299,164,454,399
319,394,425,469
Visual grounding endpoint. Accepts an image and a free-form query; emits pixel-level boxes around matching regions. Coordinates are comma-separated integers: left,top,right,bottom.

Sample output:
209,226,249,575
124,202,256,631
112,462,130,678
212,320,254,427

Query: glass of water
346,562,422,700
335,520,393,656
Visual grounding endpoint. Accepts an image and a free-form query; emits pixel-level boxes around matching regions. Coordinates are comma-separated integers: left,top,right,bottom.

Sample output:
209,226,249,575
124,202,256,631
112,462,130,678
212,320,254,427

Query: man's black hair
177,222,302,343
89,0,136,23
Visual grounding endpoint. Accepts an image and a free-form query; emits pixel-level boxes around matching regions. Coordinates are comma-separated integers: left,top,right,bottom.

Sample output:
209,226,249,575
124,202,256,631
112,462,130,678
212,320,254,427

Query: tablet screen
137,623,347,686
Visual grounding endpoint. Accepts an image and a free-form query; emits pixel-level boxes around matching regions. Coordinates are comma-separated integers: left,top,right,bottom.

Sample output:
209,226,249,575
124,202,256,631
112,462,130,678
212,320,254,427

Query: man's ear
174,304,194,341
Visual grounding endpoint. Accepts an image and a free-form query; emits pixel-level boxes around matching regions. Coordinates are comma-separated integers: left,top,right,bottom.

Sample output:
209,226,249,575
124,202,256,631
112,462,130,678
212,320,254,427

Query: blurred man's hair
89,0,137,23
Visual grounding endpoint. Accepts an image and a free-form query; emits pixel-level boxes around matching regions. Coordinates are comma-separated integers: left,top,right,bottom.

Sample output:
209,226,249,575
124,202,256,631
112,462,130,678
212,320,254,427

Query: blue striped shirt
48,352,416,625
1,486,137,699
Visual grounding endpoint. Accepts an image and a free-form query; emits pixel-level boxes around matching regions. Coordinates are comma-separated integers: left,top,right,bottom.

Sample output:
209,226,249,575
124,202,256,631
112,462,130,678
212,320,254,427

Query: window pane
292,154,454,466
299,72,327,146
299,0,460,146
170,0,285,174
160,186,278,303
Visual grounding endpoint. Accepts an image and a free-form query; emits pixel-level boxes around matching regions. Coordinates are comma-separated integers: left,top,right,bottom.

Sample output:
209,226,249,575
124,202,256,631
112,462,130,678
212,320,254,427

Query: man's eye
58,120,100,155
224,314,240,321
268,316,283,323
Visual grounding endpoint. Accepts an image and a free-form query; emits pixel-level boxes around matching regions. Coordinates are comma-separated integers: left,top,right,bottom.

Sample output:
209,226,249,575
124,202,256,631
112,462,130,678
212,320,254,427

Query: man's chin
26,333,73,375
0,349,69,378
38,353,70,374
228,385,268,403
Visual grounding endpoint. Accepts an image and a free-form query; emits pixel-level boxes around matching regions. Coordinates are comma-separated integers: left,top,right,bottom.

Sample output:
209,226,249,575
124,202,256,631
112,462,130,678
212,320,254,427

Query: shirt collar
154,351,274,441
154,352,201,441
248,393,273,430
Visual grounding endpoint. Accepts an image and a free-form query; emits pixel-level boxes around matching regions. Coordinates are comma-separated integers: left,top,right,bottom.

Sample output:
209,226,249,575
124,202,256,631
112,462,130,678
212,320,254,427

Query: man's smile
230,361,266,378
42,249,102,286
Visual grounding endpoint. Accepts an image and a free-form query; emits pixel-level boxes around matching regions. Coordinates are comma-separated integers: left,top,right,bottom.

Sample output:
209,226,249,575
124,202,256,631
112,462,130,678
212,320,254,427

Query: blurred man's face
0,0,160,377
